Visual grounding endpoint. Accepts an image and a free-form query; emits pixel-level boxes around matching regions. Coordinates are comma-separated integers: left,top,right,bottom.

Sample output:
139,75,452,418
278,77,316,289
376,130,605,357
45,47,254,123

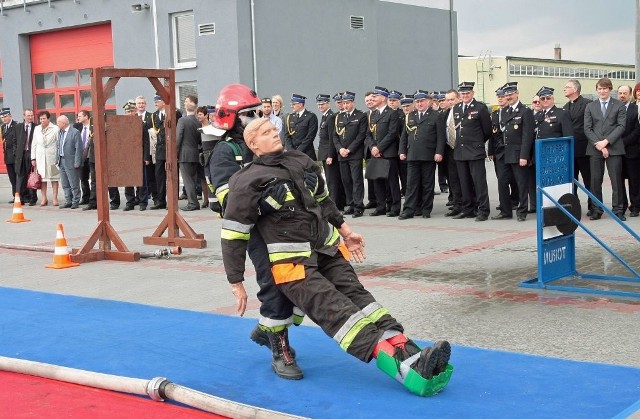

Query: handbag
365,158,390,180
27,166,42,190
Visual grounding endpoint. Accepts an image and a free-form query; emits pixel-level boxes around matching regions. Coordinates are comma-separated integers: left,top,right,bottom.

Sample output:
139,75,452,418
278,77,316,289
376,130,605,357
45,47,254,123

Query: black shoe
150,204,166,210
475,214,488,222
589,213,602,220
527,208,536,213
386,211,399,217
491,214,512,220
110,203,119,210
79,199,89,205
181,205,200,211
28,201,36,206
82,205,97,211
370,210,386,216
364,202,377,209
343,207,355,215
586,209,593,217
139,205,147,211
352,211,364,218
422,213,431,219
452,212,470,219
59,202,72,209
70,203,79,209
178,193,187,200
615,213,627,221
250,325,296,358
398,213,414,220
432,341,451,376
630,211,639,217
517,215,526,222
445,209,461,217
411,346,440,380
8,199,14,204
123,205,135,211
267,329,303,380
446,201,454,207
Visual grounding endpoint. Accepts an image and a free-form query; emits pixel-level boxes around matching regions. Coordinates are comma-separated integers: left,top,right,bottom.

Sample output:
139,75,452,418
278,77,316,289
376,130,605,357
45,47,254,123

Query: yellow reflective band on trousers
292,306,305,325
333,311,374,352
267,242,312,263
361,302,389,324
221,219,253,241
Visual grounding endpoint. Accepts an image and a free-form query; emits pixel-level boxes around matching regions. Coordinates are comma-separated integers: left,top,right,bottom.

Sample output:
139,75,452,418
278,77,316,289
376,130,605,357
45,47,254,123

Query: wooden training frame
71,67,205,264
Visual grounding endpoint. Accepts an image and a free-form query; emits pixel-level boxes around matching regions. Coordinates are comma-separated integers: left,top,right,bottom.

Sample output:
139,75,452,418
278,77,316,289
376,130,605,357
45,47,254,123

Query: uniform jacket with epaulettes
488,107,506,160
536,105,573,140
332,109,367,161
500,101,535,165
452,98,492,161
365,105,400,158
283,109,319,160
399,108,446,161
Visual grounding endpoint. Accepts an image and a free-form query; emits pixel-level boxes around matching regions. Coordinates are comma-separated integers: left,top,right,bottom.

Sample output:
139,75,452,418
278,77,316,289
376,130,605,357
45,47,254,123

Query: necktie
419,112,424,121
59,130,66,157
447,113,456,148
82,126,88,149
25,125,30,151
462,104,466,114
601,101,607,116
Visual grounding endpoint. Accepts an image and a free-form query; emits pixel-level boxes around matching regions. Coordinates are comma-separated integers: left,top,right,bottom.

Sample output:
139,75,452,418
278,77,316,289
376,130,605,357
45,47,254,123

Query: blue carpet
0,286,639,418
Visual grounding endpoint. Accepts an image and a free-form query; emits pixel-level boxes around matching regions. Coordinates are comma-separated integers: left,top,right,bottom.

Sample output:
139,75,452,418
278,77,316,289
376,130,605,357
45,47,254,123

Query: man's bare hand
231,282,248,316
344,232,366,263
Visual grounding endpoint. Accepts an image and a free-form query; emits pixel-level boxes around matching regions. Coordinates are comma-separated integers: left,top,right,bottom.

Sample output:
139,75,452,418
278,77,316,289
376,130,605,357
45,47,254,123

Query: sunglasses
540,97,553,101
532,101,540,104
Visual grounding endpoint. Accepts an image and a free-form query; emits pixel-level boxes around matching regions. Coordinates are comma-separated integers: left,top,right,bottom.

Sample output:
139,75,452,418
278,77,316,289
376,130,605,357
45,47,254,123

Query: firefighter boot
250,325,296,358
267,329,303,380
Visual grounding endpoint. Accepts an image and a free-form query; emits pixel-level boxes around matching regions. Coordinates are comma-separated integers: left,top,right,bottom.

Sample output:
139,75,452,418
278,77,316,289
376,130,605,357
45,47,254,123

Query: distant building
0,0,458,173
459,48,635,108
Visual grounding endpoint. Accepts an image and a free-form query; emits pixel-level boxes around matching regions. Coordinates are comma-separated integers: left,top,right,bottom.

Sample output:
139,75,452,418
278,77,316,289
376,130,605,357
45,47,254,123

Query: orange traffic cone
6,193,30,223
45,224,80,269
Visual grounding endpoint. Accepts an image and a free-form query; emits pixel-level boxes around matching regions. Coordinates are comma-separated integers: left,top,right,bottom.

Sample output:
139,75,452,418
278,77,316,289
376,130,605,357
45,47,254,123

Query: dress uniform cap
413,90,431,100
536,86,554,97
388,90,402,100
333,92,344,102
316,94,331,104
502,82,518,95
457,81,475,92
434,91,445,101
400,95,414,105
206,105,216,114
342,91,356,101
122,101,136,111
495,87,506,97
373,86,390,97
153,94,162,102
0,108,10,116
291,94,306,104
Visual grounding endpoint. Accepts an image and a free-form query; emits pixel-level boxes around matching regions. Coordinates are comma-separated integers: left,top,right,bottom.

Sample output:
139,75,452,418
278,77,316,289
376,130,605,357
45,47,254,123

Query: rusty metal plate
106,115,143,187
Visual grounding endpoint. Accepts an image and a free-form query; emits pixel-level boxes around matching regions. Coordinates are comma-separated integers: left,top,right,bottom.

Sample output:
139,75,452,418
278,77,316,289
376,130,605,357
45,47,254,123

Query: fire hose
0,243,182,259
0,356,307,419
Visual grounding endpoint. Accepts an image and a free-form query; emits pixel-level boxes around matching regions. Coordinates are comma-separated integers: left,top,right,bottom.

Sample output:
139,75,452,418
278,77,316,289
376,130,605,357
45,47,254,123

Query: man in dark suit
1,108,18,202
136,96,158,206
488,87,512,219
617,85,640,217
122,102,151,211
497,82,535,222
177,94,202,211
584,77,627,220
536,87,574,140
150,96,181,210
15,109,37,205
333,91,367,218
398,90,445,219
283,94,318,160
73,110,93,208
365,86,402,217
563,79,594,215
440,89,464,217
316,93,345,211
451,82,492,221
56,115,83,209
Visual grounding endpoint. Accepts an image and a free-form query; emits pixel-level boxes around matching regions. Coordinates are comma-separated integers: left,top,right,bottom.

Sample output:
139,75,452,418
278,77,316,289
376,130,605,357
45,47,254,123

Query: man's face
136,98,146,113
364,95,375,110
317,102,330,113
342,100,355,113
1,114,11,125
460,90,474,104
563,83,577,99
414,98,429,112
39,115,50,127
505,92,518,106
438,99,446,109
372,93,386,108
197,111,208,123
290,102,304,113
531,96,542,112
388,99,400,110
76,112,88,125
56,117,68,130
262,102,272,116
336,101,345,111
154,99,165,111
125,109,137,116
24,110,34,124
617,86,631,104
401,103,414,115
184,97,197,112
497,95,507,107
248,122,283,156
444,92,458,109
596,84,612,101
539,95,555,109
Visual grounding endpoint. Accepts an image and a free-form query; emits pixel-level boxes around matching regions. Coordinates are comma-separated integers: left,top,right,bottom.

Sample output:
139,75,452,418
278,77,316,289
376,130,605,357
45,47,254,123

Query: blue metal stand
520,137,640,298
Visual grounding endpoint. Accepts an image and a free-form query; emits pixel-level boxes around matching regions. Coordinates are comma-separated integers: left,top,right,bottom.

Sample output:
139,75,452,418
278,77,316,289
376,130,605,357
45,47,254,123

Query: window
177,82,198,112
172,12,196,67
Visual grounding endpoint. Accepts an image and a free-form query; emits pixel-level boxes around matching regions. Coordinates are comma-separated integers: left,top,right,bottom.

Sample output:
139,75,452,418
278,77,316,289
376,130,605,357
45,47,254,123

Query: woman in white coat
30,111,60,206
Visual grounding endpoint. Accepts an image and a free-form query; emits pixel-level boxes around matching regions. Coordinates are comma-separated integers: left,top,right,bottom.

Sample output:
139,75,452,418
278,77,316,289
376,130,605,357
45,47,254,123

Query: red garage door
30,23,115,123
